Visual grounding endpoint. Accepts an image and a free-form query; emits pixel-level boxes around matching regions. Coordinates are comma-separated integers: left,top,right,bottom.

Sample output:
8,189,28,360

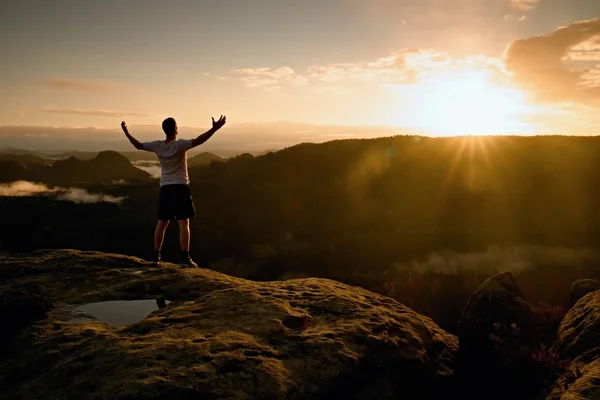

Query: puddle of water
69,299,171,326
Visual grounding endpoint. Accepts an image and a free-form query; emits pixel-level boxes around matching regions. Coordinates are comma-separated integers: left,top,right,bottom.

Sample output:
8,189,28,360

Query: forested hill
188,134,600,253
3,134,600,266
0,151,153,184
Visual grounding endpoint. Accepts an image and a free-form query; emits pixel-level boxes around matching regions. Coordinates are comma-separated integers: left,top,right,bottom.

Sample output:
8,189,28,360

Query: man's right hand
121,121,128,133
212,115,227,131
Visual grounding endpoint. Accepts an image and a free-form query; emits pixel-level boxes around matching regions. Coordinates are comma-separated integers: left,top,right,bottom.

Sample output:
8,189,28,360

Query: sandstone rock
546,348,600,400
555,291,600,360
0,249,458,400
459,271,538,349
456,272,543,398
548,291,600,400
568,279,600,309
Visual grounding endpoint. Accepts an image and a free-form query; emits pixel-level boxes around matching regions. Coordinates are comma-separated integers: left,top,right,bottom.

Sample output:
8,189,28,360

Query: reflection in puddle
69,299,171,326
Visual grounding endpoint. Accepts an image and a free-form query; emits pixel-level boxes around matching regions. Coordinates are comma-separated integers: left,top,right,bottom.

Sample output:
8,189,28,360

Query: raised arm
121,121,143,150
191,115,227,148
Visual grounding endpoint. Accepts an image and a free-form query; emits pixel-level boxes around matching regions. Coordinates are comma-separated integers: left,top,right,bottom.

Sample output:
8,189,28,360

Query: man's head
162,117,178,138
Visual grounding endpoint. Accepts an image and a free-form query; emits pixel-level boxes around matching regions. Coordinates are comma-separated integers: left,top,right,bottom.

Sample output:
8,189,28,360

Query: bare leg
178,219,190,251
178,219,197,267
154,220,169,251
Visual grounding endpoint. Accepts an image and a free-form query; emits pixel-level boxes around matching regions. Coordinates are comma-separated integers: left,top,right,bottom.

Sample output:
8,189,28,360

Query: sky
1,0,600,150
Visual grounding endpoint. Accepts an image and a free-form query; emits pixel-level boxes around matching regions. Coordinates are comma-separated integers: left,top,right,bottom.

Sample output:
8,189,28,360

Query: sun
424,71,532,135
390,69,535,136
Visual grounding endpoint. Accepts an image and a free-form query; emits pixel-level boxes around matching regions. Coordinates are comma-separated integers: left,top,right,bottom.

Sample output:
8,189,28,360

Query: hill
0,154,51,166
188,152,225,167
0,148,262,162
184,135,600,251
0,151,153,185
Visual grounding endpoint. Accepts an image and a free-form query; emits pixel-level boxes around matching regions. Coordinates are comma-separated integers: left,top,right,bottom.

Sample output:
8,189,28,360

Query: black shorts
158,184,196,221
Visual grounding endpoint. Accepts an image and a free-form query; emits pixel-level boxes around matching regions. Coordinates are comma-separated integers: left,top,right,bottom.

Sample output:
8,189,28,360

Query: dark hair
162,117,177,137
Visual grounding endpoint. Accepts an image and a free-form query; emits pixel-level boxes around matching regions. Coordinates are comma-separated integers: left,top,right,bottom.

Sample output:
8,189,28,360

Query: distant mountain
188,152,225,167
0,151,153,185
0,154,52,166
0,147,35,155
46,151,99,161
0,148,264,162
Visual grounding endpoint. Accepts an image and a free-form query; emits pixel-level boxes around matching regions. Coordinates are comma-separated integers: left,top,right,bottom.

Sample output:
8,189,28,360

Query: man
121,115,227,267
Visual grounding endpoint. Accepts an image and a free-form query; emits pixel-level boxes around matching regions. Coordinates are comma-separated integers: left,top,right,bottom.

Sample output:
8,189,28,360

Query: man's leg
154,220,169,265
178,219,190,251
178,219,197,267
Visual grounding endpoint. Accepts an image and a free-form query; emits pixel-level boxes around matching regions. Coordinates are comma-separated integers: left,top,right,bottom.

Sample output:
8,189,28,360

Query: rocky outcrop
548,291,600,399
459,271,538,349
0,249,458,400
556,291,600,359
546,348,600,400
568,279,600,309
457,272,544,399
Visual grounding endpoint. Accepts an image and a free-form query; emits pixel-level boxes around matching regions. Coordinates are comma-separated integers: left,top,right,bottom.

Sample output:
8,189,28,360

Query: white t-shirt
142,139,193,186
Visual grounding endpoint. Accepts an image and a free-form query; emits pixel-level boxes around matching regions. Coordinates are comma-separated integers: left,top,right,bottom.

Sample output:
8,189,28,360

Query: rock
548,291,600,399
555,291,600,360
459,271,538,349
568,279,600,309
457,272,542,398
546,348,600,400
0,249,458,400
0,289,53,351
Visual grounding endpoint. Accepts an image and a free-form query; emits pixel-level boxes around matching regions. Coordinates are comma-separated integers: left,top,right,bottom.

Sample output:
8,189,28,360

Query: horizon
2,121,599,154
1,0,600,144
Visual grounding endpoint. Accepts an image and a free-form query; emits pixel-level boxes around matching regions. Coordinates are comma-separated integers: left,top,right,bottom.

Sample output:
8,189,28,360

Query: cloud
505,18,600,105
233,50,462,95
55,187,125,204
41,77,118,92
510,0,540,10
42,107,151,118
203,72,227,81
565,36,600,61
232,67,308,91
504,14,527,22
304,51,423,85
0,181,125,203
233,48,509,98
0,181,50,196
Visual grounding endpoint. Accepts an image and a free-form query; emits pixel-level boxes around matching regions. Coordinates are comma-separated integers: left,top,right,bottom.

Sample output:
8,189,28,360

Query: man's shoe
180,251,198,268
181,257,198,268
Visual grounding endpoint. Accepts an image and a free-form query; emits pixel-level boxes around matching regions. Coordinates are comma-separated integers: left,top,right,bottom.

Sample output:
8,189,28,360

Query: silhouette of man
121,116,227,267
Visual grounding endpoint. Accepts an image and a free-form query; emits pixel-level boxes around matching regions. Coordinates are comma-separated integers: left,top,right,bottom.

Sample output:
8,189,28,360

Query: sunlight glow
391,69,537,136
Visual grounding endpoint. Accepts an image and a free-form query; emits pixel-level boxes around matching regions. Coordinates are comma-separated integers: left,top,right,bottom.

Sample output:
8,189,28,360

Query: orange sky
1,0,600,145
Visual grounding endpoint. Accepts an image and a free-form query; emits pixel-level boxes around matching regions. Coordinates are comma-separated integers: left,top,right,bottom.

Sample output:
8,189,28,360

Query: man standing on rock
121,116,227,267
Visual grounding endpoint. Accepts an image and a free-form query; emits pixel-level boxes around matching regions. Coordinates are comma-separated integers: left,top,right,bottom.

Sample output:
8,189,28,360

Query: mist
0,122,412,153
395,245,597,274
0,181,125,204
132,161,161,178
